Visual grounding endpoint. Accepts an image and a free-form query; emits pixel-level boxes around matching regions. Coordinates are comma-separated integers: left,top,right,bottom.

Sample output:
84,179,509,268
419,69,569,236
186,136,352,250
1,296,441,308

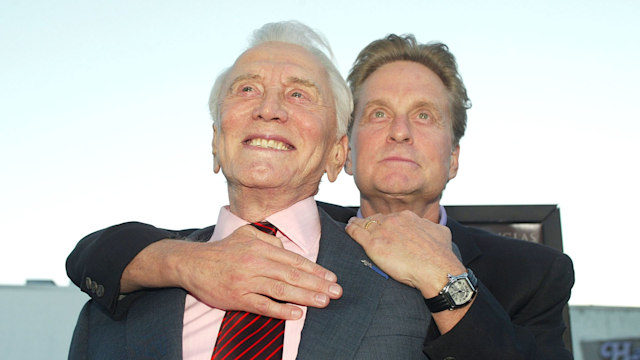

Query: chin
378,174,421,190
242,169,294,187
372,182,419,196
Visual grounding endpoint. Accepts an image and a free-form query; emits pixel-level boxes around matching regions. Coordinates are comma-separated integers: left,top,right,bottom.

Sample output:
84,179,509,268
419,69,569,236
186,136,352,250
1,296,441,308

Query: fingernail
315,293,329,305
325,272,337,282
329,284,341,296
291,307,303,319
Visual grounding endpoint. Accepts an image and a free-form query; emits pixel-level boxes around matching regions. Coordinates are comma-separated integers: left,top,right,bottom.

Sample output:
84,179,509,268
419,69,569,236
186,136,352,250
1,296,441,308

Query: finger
252,275,340,309
347,216,366,228
237,224,285,249
244,293,304,320
255,258,343,300
348,216,382,231
278,249,339,283
345,219,372,247
229,238,342,301
225,234,339,293
248,235,338,284
238,224,338,284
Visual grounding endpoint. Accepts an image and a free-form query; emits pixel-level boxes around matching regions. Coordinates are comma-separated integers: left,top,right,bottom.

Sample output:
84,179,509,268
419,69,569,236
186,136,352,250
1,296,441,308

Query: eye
374,111,385,118
291,91,303,98
418,112,429,120
241,86,254,92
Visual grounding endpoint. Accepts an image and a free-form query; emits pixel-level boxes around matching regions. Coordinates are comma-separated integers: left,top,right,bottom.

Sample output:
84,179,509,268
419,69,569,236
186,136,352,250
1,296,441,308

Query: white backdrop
1,0,639,307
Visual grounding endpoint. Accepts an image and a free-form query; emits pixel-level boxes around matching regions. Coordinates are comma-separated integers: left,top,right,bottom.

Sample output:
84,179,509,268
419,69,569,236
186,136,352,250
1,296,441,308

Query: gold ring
364,219,380,230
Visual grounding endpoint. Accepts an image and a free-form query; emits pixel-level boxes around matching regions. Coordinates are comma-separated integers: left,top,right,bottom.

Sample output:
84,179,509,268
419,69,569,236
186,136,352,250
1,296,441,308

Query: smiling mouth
245,138,294,150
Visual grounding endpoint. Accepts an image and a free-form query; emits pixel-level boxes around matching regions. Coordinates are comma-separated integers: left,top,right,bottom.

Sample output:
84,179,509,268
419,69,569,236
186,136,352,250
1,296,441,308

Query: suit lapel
448,218,482,267
186,225,216,243
297,208,389,359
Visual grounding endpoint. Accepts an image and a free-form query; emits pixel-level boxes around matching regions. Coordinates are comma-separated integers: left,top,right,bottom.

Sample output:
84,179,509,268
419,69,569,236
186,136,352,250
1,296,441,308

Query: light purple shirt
182,197,321,360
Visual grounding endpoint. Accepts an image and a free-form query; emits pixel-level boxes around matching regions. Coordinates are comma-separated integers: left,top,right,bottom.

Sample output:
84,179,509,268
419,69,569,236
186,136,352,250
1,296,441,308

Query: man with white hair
69,23,574,360
69,21,435,359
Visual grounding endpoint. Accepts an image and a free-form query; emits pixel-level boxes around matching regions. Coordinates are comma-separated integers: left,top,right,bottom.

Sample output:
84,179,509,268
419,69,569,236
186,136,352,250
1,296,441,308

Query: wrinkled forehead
225,42,330,93
357,61,451,118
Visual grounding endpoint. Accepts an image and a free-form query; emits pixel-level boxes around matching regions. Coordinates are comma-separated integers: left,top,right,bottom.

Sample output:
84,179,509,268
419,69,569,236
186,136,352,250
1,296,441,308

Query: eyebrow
364,99,442,114
227,74,262,93
286,76,320,94
227,74,321,96
413,100,443,114
363,99,391,109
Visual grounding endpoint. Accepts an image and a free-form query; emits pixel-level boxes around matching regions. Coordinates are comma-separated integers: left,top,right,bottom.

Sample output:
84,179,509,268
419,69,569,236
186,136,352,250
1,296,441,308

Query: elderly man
69,21,434,359
68,30,574,359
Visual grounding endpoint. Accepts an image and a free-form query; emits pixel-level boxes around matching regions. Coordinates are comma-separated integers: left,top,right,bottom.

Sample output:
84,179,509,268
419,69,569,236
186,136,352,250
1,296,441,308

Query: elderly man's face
346,60,460,205
214,42,347,196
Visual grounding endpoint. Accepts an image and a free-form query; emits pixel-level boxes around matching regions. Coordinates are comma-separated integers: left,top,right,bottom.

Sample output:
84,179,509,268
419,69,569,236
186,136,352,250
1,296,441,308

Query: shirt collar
356,205,448,226
210,196,321,255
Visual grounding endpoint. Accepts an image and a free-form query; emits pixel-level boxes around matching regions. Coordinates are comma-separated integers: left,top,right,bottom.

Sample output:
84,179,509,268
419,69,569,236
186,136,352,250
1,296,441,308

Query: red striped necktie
211,222,285,360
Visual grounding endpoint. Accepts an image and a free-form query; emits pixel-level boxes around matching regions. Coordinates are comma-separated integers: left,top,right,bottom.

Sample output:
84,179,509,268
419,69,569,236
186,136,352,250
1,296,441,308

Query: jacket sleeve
423,253,575,359
65,222,194,319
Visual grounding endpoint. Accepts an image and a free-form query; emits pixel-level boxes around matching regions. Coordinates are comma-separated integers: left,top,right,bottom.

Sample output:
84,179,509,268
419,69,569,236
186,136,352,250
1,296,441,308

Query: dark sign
463,223,543,244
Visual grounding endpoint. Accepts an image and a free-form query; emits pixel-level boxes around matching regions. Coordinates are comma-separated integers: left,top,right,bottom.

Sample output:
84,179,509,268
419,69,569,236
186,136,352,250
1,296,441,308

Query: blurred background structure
1,283,638,359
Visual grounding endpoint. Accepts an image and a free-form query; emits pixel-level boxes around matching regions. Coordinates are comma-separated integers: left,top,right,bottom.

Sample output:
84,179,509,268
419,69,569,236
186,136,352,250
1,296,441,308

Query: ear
212,124,221,174
448,144,460,180
325,135,349,182
344,142,354,176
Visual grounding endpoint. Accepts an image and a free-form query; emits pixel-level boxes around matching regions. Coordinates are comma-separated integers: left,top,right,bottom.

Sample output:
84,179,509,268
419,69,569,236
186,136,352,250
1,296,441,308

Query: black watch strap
425,268,478,313
424,292,452,313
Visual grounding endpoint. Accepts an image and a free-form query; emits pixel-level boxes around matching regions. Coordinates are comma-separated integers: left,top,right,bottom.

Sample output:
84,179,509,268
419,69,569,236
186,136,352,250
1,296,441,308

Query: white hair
208,21,352,139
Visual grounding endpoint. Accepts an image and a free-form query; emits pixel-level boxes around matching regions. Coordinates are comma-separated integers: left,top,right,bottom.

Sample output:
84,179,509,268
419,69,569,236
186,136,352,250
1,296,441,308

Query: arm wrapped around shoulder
66,222,192,318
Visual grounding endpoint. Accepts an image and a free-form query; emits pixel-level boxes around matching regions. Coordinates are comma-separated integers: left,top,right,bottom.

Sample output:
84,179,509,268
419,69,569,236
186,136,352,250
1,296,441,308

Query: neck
227,184,317,222
359,195,441,223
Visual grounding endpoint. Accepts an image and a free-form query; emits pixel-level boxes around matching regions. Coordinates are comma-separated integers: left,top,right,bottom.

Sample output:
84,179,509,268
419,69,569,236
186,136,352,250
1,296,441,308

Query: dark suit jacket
321,203,574,359
69,208,431,359
67,202,574,359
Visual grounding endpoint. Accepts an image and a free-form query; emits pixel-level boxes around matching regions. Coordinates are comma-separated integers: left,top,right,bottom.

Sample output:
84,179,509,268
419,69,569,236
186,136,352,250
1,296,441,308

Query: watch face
449,279,474,305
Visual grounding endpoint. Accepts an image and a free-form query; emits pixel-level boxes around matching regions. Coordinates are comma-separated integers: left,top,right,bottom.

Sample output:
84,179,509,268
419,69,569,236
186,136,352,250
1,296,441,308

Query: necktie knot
251,221,278,236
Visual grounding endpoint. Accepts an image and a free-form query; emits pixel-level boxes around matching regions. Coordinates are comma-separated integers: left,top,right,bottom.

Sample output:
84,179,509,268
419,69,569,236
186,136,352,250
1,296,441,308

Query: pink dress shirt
182,197,321,360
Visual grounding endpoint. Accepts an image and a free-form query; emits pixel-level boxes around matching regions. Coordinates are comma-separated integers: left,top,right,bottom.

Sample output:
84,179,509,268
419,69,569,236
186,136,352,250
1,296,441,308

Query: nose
252,89,288,122
388,115,412,143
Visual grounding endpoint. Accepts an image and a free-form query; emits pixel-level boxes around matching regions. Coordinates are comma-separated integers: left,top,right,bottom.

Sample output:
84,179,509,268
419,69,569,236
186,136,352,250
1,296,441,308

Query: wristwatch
425,268,478,313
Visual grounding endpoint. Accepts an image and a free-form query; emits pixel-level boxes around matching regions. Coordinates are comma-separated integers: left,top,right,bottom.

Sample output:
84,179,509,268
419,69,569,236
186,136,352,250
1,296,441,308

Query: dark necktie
211,222,285,360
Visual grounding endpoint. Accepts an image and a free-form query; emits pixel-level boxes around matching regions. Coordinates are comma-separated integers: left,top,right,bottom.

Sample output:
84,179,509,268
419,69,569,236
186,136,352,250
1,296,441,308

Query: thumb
244,224,284,249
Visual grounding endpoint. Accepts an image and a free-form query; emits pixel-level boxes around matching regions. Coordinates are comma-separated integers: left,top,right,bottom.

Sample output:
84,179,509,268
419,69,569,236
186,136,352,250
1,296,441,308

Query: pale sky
1,0,639,307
